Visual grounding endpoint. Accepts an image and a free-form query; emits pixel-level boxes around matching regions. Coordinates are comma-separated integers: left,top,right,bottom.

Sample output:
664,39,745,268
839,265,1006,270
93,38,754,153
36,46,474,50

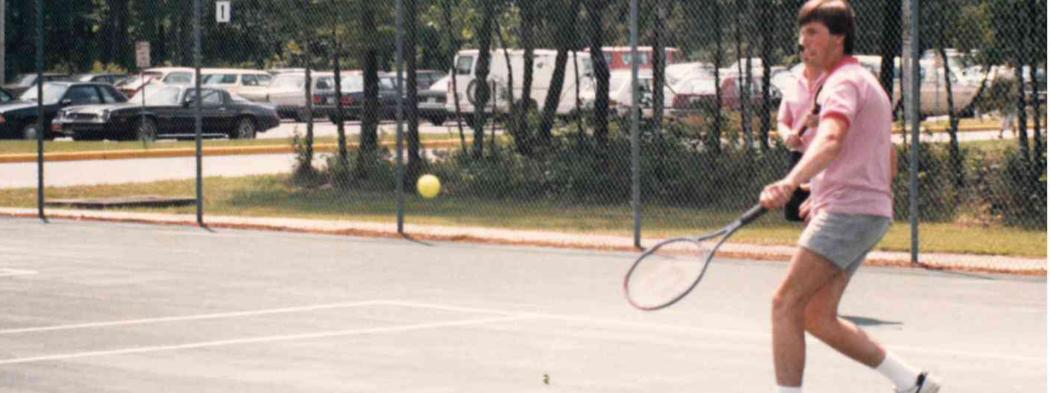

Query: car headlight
100,109,111,121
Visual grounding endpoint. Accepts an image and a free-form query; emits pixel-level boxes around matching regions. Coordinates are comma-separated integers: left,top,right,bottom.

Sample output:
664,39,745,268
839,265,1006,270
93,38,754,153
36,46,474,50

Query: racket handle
740,204,768,226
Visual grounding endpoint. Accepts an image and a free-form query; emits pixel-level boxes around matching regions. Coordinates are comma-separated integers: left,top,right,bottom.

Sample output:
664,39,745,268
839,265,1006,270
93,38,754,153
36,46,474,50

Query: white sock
875,352,921,389
777,386,802,393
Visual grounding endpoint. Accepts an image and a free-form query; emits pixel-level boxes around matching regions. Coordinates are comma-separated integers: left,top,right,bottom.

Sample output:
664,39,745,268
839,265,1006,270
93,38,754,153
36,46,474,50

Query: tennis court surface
0,217,1043,392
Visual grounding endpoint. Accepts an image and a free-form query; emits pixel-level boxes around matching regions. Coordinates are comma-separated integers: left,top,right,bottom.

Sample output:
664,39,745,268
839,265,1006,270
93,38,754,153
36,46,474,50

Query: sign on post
216,1,231,23
135,41,150,69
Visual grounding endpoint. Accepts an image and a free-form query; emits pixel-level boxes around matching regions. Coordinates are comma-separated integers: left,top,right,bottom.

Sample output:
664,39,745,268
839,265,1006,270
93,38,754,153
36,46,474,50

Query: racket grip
740,204,768,226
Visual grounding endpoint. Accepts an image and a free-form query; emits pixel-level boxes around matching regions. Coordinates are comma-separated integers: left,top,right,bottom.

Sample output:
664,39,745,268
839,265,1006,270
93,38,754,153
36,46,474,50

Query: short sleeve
819,77,859,130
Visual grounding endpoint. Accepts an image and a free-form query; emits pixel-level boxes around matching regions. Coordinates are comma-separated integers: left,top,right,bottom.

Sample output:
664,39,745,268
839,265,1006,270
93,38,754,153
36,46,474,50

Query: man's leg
772,247,841,387
803,268,886,367
803,260,938,392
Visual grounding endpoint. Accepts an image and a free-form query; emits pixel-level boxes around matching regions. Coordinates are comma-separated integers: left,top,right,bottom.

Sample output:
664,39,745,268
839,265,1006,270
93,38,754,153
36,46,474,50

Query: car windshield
316,76,365,92
131,85,183,106
19,83,67,105
203,74,237,85
12,74,36,86
117,72,162,88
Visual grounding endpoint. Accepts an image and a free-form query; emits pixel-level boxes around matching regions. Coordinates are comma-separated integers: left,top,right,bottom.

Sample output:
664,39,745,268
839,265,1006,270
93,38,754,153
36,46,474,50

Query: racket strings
626,238,717,309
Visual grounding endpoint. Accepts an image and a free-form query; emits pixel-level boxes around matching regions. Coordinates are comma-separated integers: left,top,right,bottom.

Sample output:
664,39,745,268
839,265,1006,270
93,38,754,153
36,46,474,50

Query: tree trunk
652,0,666,127
471,0,496,158
105,0,130,67
710,1,724,155
1014,6,1031,163
406,0,423,181
586,0,610,146
1028,0,1044,172
539,0,578,143
518,0,536,152
441,0,467,152
334,41,349,169
937,46,963,190
734,0,752,151
878,0,900,101
539,49,568,143
495,18,530,156
758,0,773,151
357,2,380,179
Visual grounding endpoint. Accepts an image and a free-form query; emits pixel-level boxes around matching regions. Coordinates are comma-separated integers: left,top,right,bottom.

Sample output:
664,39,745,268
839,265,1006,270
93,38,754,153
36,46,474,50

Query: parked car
4,73,73,96
448,49,595,116
420,74,450,125
314,72,400,122
0,88,14,103
595,46,682,71
74,73,128,85
202,68,274,102
115,67,196,97
782,55,980,116
54,86,279,141
265,71,335,121
607,70,675,119
670,73,782,121
0,82,126,140
415,70,447,90
315,72,449,124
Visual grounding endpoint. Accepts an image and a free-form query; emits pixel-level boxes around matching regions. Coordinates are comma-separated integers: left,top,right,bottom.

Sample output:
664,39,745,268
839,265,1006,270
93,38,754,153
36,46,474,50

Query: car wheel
428,116,446,126
136,117,158,142
21,123,41,140
233,117,257,139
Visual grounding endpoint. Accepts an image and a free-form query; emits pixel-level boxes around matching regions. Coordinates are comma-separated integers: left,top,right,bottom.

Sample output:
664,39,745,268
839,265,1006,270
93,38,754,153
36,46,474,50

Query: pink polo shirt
777,68,823,152
809,56,894,218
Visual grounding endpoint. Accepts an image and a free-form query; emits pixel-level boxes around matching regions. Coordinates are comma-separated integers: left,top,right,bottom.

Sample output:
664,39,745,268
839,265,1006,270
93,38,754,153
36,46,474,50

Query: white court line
0,315,532,366
0,300,387,335
0,269,37,277
381,300,1045,364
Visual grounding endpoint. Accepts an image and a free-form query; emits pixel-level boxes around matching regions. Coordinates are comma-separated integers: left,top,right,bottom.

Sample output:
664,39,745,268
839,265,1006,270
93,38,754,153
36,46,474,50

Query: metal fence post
194,0,204,226
630,0,641,249
35,0,44,221
395,0,406,234
903,0,921,263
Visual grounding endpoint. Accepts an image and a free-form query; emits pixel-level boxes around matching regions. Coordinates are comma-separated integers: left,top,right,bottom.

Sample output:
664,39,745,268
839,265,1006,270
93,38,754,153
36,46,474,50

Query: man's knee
803,302,837,337
771,288,806,319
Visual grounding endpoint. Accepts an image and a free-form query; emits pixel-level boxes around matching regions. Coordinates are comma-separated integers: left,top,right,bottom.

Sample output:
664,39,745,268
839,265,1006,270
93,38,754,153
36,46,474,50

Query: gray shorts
798,211,891,275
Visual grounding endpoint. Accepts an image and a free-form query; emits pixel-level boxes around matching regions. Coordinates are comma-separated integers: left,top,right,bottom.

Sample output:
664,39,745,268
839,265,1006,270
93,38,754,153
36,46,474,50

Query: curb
1,207,1043,277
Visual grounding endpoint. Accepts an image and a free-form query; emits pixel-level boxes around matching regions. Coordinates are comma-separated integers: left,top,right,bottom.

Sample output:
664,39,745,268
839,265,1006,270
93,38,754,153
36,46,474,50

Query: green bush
893,143,960,222
986,145,1047,228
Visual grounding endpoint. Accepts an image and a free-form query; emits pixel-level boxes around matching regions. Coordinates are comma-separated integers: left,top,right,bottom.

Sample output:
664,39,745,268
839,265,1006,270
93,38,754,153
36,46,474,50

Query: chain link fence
0,0,1045,257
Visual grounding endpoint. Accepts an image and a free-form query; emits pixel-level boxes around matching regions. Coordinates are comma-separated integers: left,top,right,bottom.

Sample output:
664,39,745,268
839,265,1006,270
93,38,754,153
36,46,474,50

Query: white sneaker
896,372,940,393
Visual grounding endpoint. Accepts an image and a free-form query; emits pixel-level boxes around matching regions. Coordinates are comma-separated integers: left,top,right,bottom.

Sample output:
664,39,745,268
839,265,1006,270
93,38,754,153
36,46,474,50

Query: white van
447,49,594,116
202,68,274,102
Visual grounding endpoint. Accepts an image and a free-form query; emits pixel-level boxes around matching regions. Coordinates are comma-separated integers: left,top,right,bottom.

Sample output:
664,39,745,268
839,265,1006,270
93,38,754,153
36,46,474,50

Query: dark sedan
54,85,280,141
315,74,448,124
0,82,127,140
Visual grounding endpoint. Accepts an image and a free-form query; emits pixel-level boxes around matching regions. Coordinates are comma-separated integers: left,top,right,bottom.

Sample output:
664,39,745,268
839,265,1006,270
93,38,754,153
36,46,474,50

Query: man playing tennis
759,1,940,392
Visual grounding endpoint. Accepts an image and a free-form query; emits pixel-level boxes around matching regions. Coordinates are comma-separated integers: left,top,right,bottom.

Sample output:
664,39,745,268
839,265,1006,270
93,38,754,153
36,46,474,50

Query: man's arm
760,117,849,209
785,116,849,186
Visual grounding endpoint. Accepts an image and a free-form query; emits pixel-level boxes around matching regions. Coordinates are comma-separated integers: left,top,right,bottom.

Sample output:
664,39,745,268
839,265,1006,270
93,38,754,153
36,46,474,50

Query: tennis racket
624,204,767,311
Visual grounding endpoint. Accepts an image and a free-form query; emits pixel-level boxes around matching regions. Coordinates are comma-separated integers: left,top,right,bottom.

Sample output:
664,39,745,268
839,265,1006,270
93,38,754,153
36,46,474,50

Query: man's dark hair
798,0,856,55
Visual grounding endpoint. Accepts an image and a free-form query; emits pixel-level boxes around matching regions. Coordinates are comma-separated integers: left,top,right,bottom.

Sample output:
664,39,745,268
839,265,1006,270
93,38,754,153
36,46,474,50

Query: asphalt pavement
0,217,1043,392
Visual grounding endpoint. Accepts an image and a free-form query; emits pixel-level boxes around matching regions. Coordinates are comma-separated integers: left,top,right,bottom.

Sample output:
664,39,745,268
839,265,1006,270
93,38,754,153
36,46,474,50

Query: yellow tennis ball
417,174,441,199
